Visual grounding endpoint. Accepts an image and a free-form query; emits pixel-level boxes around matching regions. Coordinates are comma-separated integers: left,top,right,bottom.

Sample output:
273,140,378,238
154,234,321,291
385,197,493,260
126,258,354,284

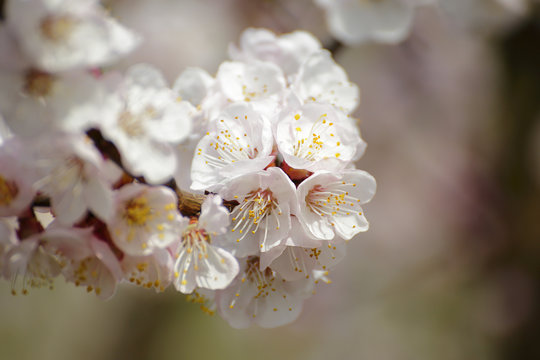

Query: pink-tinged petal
0,140,36,217
89,237,123,299
198,195,230,235
51,182,87,225
84,176,114,222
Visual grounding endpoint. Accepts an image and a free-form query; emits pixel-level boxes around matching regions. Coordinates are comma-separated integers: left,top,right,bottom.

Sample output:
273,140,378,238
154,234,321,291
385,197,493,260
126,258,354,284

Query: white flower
172,67,217,191
0,28,110,137
216,256,314,328
171,68,216,192
173,67,215,110
5,0,140,72
276,103,366,173
292,50,360,114
229,28,322,78
29,134,117,225
47,226,124,300
315,0,418,45
190,103,275,192
172,195,239,294
0,68,107,137
108,183,186,256
259,216,324,269
218,167,298,256
122,248,173,293
0,139,37,217
2,228,63,295
99,64,194,184
208,60,287,117
296,170,376,240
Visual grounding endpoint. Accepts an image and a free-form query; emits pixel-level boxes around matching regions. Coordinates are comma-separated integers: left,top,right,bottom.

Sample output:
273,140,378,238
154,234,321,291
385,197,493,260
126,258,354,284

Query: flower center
117,106,157,138
11,245,60,296
127,261,165,291
0,175,18,206
230,188,282,245
183,219,211,247
117,111,144,138
23,69,56,98
291,113,339,161
72,257,105,296
200,117,259,168
40,15,77,42
229,256,275,310
306,181,363,220
124,196,152,226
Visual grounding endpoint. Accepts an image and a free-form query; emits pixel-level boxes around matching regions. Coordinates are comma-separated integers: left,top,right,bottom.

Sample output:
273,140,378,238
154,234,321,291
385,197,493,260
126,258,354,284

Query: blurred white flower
122,248,173,293
173,67,215,109
229,28,322,78
216,256,313,328
292,50,360,114
2,227,65,295
5,0,140,72
315,0,426,44
99,64,194,184
0,27,109,137
0,139,37,217
29,134,117,225
108,183,186,256
48,226,124,300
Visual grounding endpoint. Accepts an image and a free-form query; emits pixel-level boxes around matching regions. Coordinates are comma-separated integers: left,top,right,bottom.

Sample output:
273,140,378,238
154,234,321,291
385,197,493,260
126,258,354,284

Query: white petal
196,246,239,290
84,176,114,222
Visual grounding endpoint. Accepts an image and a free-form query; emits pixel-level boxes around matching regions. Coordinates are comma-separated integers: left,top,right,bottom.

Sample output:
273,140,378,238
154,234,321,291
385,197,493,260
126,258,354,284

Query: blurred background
1,0,540,359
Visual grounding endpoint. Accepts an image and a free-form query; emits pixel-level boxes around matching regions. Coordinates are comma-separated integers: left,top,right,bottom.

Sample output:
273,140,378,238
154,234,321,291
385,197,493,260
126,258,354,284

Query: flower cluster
0,1,375,328
178,28,376,327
